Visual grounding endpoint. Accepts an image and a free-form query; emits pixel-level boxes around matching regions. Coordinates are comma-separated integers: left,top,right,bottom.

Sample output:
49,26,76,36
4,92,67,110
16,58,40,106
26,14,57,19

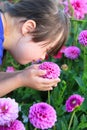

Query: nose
40,54,46,60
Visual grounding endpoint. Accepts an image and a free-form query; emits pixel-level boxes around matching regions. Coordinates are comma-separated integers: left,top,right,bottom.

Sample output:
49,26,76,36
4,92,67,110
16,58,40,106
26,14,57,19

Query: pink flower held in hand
0,120,25,130
0,98,19,126
29,102,57,130
64,46,80,60
39,62,61,79
6,66,15,72
65,94,84,112
78,30,87,46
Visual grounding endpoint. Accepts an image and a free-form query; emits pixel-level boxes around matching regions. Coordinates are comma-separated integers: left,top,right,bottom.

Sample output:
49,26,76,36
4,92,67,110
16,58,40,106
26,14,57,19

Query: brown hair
0,0,70,56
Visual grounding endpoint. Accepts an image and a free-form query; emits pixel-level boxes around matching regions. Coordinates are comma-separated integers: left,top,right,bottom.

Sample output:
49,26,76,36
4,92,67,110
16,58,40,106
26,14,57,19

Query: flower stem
83,47,87,83
68,0,74,18
68,110,76,130
48,90,50,104
53,125,56,130
34,128,37,130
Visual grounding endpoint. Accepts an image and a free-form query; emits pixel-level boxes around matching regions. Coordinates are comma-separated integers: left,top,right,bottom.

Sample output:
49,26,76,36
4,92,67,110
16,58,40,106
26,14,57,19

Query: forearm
0,71,22,97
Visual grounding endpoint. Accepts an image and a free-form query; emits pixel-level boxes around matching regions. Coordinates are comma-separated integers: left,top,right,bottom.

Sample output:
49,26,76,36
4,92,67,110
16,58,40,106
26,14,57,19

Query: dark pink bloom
6,66,15,72
29,102,57,129
9,120,25,130
54,52,63,59
63,0,87,19
54,46,66,59
78,30,87,46
0,120,25,130
0,98,19,126
64,46,80,60
45,54,49,60
39,62,61,79
66,94,84,112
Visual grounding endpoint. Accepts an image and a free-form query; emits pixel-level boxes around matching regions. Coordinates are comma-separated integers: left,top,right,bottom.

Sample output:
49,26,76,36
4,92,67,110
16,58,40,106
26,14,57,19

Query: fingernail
58,79,61,82
50,87,53,90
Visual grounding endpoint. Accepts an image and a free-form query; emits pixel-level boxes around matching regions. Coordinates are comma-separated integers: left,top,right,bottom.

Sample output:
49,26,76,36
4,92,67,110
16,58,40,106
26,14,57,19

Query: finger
30,64,40,69
39,86,53,91
35,69,47,76
40,78,61,85
53,83,58,87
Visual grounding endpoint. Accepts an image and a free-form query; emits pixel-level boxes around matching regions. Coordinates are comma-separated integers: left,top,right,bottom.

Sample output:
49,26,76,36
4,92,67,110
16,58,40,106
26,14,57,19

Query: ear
22,20,36,35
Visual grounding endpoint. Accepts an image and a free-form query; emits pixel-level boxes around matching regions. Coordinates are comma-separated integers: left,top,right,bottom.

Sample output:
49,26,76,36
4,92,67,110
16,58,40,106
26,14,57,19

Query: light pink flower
39,62,61,79
78,30,87,46
6,66,15,72
64,46,80,60
0,120,25,130
29,102,57,130
65,94,84,112
63,0,87,19
0,98,19,126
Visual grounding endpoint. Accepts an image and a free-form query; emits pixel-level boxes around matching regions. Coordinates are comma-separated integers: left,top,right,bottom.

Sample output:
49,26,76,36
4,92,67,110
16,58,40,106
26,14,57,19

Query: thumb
36,69,47,76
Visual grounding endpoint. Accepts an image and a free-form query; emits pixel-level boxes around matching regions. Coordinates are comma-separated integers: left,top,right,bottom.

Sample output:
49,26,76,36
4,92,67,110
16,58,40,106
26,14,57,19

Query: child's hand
19,64,61,91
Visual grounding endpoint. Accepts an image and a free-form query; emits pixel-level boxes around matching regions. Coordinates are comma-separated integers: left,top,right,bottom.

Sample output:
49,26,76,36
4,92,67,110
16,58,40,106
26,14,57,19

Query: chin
12,54,31,65
14,58,26,65
17,59,30,65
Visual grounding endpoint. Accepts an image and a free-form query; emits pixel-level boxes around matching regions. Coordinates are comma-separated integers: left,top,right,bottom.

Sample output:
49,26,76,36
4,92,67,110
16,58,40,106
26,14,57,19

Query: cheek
13,43,43,64
16,44,33,60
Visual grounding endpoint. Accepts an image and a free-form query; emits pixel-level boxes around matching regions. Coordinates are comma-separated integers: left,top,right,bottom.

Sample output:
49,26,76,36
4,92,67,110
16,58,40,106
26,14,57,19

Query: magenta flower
29,102,57,129
0,120,25,130
0,98,19,126
65,94,84,112
64,46,80,60
6,66,15,72
63,0,87,19
39,62,61,79
78,30,87,46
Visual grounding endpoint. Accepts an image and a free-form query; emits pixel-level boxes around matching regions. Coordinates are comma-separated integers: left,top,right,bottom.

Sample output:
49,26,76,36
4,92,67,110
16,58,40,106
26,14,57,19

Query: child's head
1,0,70,64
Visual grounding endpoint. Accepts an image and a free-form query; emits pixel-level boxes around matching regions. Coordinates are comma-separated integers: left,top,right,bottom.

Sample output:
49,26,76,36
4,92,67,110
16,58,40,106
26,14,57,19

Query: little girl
0,0,70,97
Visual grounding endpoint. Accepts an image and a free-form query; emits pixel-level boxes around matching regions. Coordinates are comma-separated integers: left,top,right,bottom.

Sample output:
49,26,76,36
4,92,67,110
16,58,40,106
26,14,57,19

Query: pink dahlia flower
64,46,80,60
65,94,84,112
63,0,87,19
78,30,87,46
6,66,15,72
39,62,61,79
0,98,19,126
0,120,25,130
29,102,57,130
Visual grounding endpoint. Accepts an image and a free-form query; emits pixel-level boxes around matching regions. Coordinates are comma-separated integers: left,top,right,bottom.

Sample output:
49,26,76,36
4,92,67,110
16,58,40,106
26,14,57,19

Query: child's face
3,16,57,65
10,35,53,65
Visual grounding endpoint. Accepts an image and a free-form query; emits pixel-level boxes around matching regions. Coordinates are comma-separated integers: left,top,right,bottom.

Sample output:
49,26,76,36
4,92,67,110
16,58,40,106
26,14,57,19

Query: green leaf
72,114,78,130
74,76,84,87
77,122,87,130
61,121,67,130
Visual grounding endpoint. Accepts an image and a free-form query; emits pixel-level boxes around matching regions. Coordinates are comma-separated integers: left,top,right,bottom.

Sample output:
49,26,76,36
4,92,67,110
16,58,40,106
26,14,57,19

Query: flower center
1,105,8,113
72,100,76,105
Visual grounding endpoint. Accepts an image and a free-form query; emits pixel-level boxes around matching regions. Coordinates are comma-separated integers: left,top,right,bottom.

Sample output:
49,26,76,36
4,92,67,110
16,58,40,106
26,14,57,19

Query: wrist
16,70,27,88
14,71,25,88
